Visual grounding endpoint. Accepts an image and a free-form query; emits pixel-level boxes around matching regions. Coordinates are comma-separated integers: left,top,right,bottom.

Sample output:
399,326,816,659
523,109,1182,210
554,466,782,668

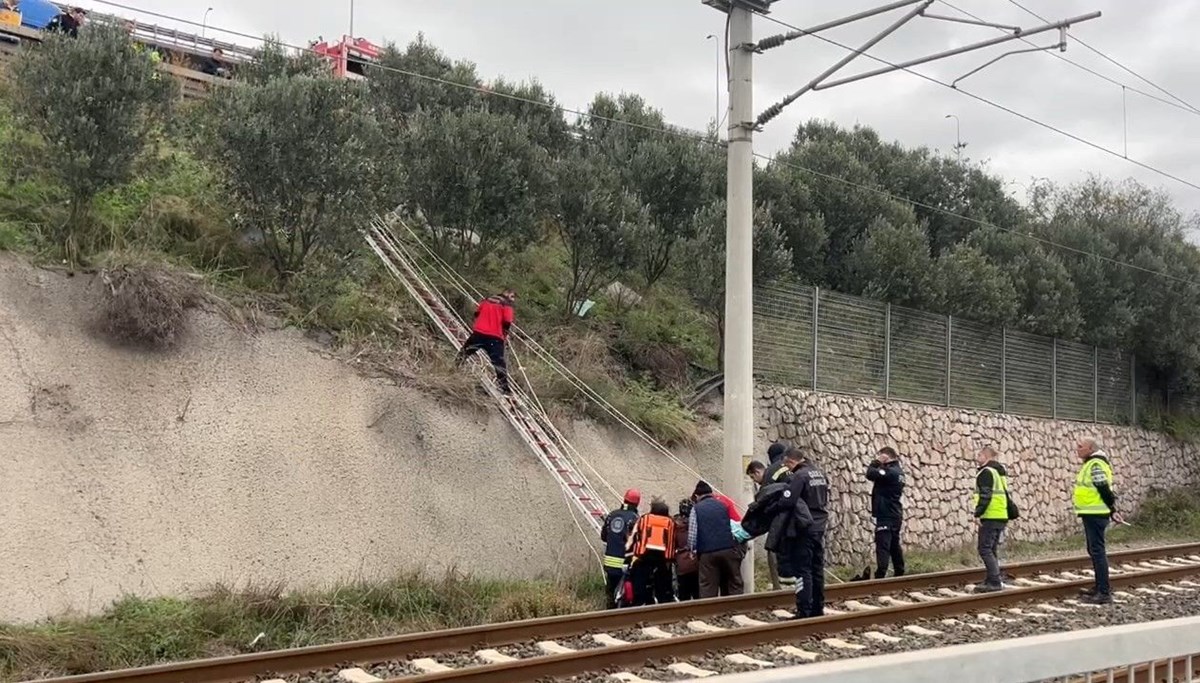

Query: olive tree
12,25,175,263
197,75,387,281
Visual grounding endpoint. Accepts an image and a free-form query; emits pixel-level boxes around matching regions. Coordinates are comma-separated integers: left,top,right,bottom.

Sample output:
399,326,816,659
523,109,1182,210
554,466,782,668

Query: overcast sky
77,0,1200,216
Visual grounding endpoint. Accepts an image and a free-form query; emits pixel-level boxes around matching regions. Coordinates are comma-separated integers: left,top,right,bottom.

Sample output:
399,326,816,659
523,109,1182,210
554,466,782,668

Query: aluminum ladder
363,217,610,532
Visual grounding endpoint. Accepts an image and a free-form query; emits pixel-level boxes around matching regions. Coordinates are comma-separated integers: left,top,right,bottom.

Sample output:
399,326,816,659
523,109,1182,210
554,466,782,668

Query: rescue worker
673,499,699,601
866,446,906,578
455,289,516,395
599,489,640,609
762,442,792,485
627,498,676,605
778,447,829,619
739,470,795,588
972,446,1011,593
1074,436,1122,605
688,482,743,597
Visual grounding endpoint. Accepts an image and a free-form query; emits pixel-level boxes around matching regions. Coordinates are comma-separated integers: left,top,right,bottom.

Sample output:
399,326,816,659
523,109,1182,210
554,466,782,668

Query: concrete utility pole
703,0,1099,596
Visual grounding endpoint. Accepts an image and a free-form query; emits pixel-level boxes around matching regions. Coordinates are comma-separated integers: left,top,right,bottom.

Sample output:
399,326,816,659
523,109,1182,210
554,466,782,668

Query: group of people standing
602,434,1123,613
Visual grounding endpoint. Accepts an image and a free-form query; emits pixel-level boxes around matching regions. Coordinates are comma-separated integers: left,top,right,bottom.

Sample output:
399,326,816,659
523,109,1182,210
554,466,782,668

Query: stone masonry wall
757,386,1200,566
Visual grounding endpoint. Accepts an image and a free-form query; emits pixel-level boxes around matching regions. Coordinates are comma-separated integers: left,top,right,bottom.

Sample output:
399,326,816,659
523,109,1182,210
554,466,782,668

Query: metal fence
754,283,1136,424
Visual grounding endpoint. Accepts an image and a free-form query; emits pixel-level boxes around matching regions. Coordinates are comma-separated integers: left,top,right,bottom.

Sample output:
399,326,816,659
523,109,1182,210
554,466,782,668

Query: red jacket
472,295,514,340
713,492,743,522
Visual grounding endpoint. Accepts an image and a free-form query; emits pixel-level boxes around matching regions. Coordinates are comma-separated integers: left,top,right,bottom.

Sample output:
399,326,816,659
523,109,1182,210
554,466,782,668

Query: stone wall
757,386,1200,565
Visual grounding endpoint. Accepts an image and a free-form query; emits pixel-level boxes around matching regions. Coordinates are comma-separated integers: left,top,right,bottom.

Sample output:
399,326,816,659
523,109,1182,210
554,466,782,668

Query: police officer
779,447,829,619
1074,437,1122,605
866,446,906,579
972,446,1011,593
600,489,640,609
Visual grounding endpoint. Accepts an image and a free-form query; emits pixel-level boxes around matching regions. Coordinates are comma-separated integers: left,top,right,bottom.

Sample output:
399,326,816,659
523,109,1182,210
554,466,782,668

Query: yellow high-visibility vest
973,466,1008,520
1073,458,1114,516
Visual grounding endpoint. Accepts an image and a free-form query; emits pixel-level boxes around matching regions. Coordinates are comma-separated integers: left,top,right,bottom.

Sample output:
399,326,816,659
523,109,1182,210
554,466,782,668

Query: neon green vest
1073,458,1114,516
973,466,1008,520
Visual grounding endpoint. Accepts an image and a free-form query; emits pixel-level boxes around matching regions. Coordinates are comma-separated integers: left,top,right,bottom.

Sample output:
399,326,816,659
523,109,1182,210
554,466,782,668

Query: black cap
767,442,787,462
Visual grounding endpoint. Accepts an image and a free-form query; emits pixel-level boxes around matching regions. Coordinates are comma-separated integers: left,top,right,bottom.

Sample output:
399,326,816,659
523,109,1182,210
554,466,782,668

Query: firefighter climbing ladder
363,216,610,532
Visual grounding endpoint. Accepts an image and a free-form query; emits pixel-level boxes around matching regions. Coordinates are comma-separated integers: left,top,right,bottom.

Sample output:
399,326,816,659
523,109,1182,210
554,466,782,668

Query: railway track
32,543,1200,683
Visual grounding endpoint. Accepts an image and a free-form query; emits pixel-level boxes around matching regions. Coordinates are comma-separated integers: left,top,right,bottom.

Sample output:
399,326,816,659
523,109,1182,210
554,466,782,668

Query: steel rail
399,563,1200,683
27,543,1200,683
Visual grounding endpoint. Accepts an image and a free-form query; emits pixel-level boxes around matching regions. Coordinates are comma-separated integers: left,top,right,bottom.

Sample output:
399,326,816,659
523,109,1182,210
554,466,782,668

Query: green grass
0,573,604,680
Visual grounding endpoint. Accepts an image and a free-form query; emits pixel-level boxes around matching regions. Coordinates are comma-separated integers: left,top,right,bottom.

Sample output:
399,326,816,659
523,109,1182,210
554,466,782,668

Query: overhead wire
935,0,1200,119
753,8,1200,194
1008,0,1200,115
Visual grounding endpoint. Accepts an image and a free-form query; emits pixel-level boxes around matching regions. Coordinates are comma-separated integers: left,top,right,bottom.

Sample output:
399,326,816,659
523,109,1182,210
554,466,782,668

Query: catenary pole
724,1,756,594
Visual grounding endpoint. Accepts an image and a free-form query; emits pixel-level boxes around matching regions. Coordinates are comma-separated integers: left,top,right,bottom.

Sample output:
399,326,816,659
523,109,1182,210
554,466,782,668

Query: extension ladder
363,216,610,532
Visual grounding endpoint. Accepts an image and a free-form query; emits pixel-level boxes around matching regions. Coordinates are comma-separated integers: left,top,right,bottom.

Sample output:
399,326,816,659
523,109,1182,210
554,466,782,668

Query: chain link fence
755,283,1136,424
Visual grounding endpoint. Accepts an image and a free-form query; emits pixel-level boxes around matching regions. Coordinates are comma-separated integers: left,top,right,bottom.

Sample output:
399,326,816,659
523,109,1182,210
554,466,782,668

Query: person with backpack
626,498,676,605
673,499,699,601
972,446,1014,593
599,489,639,609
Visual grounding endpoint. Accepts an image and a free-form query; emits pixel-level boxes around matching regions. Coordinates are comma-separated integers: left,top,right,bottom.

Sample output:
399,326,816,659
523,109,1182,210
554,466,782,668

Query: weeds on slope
0,572,605,680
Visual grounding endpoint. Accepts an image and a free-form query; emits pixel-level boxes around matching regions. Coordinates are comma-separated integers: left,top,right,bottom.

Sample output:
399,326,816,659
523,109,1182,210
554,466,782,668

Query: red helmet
623,488,641,506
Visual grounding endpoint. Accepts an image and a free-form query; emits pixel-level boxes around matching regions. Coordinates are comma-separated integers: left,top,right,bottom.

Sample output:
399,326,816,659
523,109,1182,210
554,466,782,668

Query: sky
75,0,1200,217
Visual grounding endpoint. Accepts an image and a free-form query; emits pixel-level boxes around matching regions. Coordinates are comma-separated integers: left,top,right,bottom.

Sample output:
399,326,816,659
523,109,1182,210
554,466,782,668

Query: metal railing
698,616,1200,682
755,283,1136,424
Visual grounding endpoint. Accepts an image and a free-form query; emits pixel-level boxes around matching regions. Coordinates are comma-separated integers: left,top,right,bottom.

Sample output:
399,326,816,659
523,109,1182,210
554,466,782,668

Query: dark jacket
672,515,698,574
784,461,830,534
46,12,81,37
600,506,638,564
740,482,792,553
762,459,792,486
688,494,734,554
866,459,904,521
973,460,1008,519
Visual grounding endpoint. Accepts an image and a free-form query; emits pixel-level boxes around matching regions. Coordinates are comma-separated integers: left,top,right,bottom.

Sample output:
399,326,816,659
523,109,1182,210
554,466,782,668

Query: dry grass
98,263,203,349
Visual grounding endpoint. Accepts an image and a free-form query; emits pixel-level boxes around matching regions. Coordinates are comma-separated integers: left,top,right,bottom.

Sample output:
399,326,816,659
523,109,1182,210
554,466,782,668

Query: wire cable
936,0,1200,119
753,9,1200,194
1008,0,1200,115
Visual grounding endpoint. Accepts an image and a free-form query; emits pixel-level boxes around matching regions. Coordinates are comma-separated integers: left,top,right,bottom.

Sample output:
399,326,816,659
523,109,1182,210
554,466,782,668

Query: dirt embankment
0,256,720,623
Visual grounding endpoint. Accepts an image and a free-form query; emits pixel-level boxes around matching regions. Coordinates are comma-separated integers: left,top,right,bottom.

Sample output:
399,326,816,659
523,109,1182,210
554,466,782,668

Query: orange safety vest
629,514,675,560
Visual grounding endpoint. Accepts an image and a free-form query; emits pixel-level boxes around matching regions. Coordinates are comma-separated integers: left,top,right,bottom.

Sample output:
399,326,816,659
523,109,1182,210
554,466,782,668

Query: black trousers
631,551,675,605
977,520,1006,586
789,530,826,618
676,571,700,601
604,568,624,609
873,518,906,579
1082,515,1111,595
456,332,509,393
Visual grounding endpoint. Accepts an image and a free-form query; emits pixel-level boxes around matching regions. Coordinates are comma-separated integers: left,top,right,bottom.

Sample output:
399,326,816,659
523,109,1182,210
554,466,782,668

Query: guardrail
698,616,1200,682
0,23,220,99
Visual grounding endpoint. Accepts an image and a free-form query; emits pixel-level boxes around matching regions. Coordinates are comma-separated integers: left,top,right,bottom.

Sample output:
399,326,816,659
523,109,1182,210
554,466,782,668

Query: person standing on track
1073,436,1122,605
600,489,640,609
455,288,516,395
866,446,906,579
673,499,700,601
778,447,830,619
626,498,677,605
688,482,743,597
972,446,1011,593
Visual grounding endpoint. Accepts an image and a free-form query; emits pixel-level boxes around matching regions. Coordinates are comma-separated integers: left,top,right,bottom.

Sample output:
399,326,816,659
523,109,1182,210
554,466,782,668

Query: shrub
99,264,202,349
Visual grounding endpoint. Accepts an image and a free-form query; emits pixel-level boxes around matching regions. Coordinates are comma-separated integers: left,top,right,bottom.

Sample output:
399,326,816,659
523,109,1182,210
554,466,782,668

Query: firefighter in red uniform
626,498,676,605
456,289,516,395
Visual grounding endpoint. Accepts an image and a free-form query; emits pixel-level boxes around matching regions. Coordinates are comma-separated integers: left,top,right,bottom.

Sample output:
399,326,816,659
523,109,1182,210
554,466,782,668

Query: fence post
1001,327,1007,413
884,303,892,400
1093,347,1099,423
811,287,820,391
945,315,953,407
1129,353,1137,425
1051,337,1058,419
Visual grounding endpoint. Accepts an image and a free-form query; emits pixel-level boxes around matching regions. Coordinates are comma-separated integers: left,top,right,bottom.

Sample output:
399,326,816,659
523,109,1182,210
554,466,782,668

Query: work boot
1079,591,1112,605
1078,585,1097,596
972,582,1003,594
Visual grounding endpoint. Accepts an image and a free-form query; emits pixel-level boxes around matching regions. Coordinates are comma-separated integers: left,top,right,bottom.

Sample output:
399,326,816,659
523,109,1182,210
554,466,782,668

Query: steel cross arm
951,39,1064,88
812,10,1102,92
756,0,934,126
755,0,928,52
